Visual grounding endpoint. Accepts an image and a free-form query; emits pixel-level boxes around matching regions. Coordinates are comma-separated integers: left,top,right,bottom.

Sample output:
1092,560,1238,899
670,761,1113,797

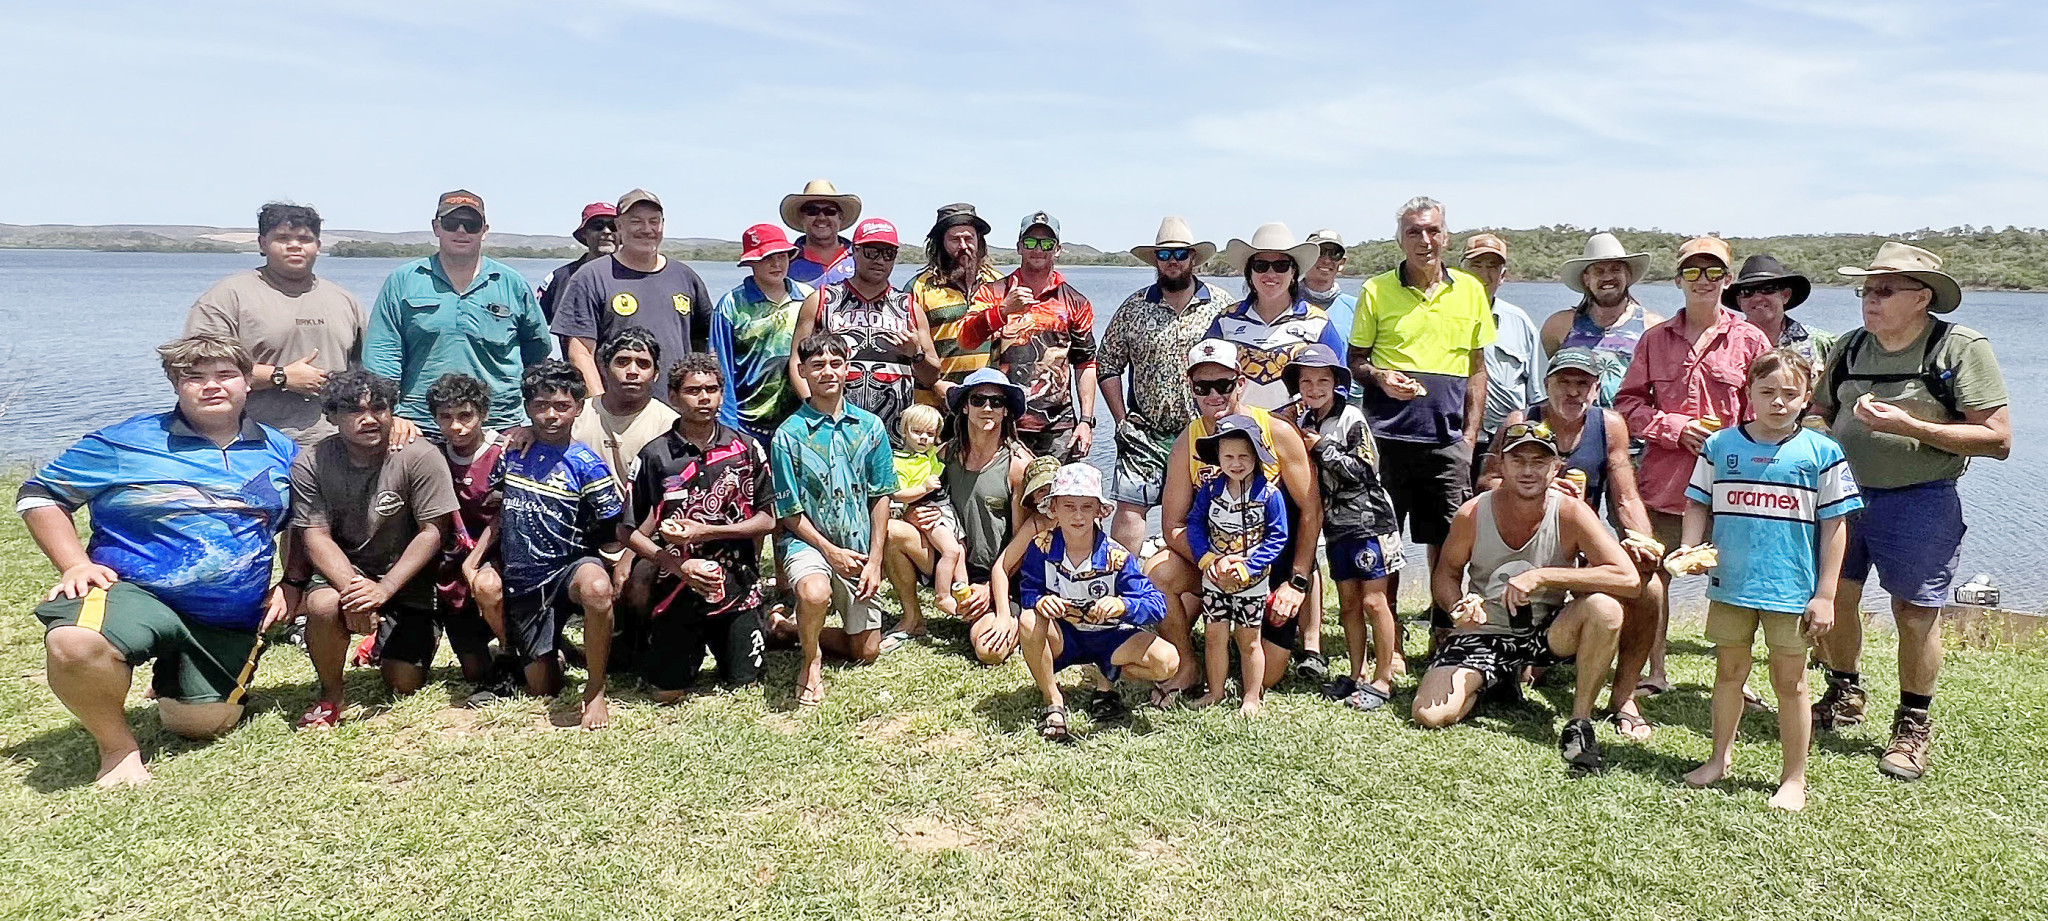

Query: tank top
1560,302,1648,406
1464,490,1570,636
818,281,918,440
1528,402,1610,515
1185,405,1283,484
945,441,1016,574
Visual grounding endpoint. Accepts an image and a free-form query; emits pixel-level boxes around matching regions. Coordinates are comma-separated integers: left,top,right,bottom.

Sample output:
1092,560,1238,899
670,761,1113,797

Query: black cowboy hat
1722,254,1811,310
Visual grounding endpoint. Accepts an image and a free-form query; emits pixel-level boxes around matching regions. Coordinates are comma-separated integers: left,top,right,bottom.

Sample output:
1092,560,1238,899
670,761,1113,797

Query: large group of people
19,183,2010,811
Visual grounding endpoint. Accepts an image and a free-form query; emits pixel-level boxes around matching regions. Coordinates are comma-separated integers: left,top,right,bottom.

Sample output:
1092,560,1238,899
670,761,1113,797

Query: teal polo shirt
363,255,552,433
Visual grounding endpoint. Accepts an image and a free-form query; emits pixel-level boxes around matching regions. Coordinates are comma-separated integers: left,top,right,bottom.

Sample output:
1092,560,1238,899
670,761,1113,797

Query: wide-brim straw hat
779,179,862,231
1837,241,1962,314
1220,222,1321,274
1130,216,1218,265
1559,232,1651,293
1721,254,1812,310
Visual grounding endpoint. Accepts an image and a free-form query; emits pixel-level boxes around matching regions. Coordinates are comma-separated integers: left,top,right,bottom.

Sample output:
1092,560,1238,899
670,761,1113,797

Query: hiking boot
1560,717,1603,772
1879,707,1933,781
1812,675,1867,730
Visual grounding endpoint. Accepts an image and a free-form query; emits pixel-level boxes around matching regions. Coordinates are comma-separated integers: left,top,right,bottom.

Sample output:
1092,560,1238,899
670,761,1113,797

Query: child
469,360,626,730
1676,348,1860,811
1011,463,1175,742
1279,345,1405,711
891,404,967,615
1186,415,1290,716
426,373,510,696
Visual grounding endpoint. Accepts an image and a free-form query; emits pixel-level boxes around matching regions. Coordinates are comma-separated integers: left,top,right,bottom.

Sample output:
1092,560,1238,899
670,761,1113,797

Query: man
1412,424,1639,772
536,202,618,329
713,223,814,445
781,179,860,287
1541,232,1666,406
1149,340,1325,704
1727,255,1834,368
1462,232,1546,481
551,188,715,398
290,370,463,729
772,332,898,706
569,328,680,503
20,335,296,787
908,203,1002,397
1812,242,2010,781
1348,196,1495,595
1302,228,1357,339
1096,217,1232,553
184,201,367,447
790,218,941,442
957,211,1100,459
363,190,552,436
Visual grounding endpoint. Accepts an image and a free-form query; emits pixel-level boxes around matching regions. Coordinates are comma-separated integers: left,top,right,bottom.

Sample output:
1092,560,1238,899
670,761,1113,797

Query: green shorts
36,582,265,705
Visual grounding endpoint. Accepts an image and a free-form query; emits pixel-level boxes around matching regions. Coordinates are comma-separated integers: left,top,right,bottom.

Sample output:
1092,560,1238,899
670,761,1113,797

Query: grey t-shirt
549,254,713,394
184,269,366,446
289,436,460,607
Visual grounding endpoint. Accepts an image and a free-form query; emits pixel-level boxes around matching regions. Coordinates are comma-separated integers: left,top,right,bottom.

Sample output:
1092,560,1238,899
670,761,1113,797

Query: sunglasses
799,203,841,217
856,245,898,261
1857,282,1926,301
1018,237,1058,251
582,218,616,234
1153,248,1193,262
1736,282,1791,299
1677,266,1728,282
1248,257,1296,275
1318,245,1345,262
966,392,1009,408
1189,377,1237,396
439,216,483,234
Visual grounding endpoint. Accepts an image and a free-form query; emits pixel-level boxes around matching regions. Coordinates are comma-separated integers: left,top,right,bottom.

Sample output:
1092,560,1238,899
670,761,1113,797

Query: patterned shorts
1428,631,1564,691
1202,584,1269,628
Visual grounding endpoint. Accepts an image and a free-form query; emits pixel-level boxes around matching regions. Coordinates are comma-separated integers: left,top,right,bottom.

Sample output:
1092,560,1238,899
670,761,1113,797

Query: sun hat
1130,216,1218,265
572,202,616,239
1045,463,1109,510
1675,236,1733,272
779,179,861,231
946,367,1025,418
850,217,901,249
738,224,798,265
1022,455,1061,498
435,189,485,221
1196,414,1275,468
1546,347,1605,380
1220,223,1322,274
1498,421,1562,456
616,188,661,214
1462,232,1509,262
1837,241,1961,314
1019,211,1060,242
1559,232,1650,293
1186,339,1241,375
929,203,992,239
1281,342,1353,395
1722,255,1811,310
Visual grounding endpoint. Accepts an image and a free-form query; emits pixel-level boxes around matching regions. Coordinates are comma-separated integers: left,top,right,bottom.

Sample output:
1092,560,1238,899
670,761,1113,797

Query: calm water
2,250,2040,608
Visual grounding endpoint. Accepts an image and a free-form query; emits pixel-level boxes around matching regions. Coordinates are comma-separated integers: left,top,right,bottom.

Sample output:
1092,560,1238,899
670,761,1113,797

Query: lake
1,249,2039,609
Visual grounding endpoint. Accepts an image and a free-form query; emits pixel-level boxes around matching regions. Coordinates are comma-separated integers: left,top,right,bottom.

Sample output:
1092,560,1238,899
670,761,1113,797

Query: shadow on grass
973,682,1166,740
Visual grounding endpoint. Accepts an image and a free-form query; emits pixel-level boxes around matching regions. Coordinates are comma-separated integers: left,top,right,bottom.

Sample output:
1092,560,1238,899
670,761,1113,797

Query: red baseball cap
577,202,616,228
850,217,900,248
738,223,798,265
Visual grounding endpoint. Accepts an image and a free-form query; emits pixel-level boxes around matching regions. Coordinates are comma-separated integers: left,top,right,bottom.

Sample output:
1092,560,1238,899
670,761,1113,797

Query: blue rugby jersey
490,440,624,595
1686,425,1861,614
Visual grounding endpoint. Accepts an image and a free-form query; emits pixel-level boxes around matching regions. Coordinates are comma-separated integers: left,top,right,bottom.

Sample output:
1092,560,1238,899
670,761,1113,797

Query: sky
5,0,2045,249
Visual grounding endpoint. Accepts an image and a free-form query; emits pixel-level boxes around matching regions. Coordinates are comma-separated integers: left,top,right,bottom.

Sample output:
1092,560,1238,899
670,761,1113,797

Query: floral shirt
959,269,1098,436
1096,281,1232,435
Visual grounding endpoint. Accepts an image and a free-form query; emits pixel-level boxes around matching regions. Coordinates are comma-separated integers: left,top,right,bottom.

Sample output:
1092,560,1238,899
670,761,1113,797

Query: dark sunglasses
966,392,1009,408
1153,248,1193,262
1736,282,1791,299
1857,282,1925,301
439,216,483,234
581,218,616,234
1189,377,1237,396
1018,237,1057,251
1677,266,1728,282
799,203,841,217
1318,244,1345,262
1248,257,1295,275
856,245,898,261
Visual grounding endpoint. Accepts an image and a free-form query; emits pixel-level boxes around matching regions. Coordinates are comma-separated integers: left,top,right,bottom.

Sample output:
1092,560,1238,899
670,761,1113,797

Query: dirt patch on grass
856,712,918,743
891,814,982,853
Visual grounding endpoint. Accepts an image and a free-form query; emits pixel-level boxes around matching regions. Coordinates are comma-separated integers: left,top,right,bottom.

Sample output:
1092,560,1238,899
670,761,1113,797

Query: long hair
922,227,991,292
942,395,1022,464
1241,264,1303,305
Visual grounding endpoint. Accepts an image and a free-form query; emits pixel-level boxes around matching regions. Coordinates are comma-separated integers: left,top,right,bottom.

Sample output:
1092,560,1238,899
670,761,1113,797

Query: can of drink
701,560,726,605
1564,468,1588,495
950,581,974,605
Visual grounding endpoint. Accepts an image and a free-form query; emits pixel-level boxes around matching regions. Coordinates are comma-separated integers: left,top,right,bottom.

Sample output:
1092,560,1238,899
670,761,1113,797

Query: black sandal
1037,705,1071,742
1086,689,1130,722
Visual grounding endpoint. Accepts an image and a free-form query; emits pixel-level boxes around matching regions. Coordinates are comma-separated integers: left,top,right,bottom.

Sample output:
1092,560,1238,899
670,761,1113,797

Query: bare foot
579,692,610,730
95,749,151,789
1683,760,1730,788
1237,699,1263,718
1189,691,1225,710
1768,778,1808,812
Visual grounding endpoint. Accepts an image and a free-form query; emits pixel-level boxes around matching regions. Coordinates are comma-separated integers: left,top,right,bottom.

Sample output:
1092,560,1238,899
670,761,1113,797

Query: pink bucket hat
1041,463,1109,515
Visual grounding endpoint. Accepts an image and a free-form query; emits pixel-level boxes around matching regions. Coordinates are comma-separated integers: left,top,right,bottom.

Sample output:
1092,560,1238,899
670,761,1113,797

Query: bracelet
281,577,310,591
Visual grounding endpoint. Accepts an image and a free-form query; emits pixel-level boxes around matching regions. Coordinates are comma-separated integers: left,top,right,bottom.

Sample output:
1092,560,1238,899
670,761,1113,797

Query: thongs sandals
1146,685,1186,710
296,700,341,730
878,630,921,655
1609,708,1653,741
1037,705,1071,742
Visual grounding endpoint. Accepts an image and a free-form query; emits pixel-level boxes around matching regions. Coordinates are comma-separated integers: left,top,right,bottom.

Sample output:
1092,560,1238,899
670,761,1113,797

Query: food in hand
1621,528,1666,559
1663,543,1719,577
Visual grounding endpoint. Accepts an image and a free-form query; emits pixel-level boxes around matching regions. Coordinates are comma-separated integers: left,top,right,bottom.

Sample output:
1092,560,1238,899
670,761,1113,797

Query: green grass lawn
3,508,2046,920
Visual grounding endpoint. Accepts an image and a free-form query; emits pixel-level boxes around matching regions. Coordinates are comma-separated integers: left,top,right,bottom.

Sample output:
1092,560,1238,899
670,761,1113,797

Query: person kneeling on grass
1676,349,1859,810
425,373,513,702
1009,463,1176,741
1187,415,1291,717
1414,423,1640,772
468,360,625,730
19,334,297,787
291,370,464,729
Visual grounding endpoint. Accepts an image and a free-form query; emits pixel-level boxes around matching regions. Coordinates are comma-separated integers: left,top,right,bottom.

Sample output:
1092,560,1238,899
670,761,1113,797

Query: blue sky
5,0,2042,248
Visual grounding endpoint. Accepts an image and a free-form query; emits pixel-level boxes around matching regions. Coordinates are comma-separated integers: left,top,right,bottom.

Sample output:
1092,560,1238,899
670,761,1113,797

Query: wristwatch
271,365,289,389
1288,572,1312,592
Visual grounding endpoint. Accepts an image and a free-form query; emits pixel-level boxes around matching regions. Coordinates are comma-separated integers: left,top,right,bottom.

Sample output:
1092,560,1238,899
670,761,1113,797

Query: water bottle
1953,573,1998,607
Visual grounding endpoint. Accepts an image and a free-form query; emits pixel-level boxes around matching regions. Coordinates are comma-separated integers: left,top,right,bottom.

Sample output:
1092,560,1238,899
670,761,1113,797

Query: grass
3,506,2047,920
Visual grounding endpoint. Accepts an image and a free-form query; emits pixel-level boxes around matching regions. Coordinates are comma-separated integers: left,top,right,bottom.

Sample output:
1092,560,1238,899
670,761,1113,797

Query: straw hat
1837,241,1962,314
1220,223,1321,274
1130,216,1218,264
779,179,862,231
1559,232,1651,293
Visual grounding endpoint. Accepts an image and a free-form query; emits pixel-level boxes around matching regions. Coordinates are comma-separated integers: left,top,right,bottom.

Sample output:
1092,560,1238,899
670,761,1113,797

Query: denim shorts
1841,479,1965,609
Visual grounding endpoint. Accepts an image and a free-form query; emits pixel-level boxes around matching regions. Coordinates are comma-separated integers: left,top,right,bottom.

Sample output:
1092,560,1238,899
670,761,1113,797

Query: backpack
1821,318,1961,423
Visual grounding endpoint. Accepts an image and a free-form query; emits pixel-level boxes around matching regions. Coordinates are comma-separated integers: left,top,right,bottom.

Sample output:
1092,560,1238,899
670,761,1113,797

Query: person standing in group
1727,255,1833,370
551,188,714,398
781,179,860,287
535,202,618,332
1811,243,2010,781
1301,229,1357,339
791,217,941,442
909,203,1002,397
957,211,1100,459
1614,236,1769,700
1096,217,1233,554
568,328,679,505
1210,222,1349,412
1461,233,1546,481
1541,232,1665,406
184,202,369,447
1186,417,1292,717
362,190,552,436
712,223,814,446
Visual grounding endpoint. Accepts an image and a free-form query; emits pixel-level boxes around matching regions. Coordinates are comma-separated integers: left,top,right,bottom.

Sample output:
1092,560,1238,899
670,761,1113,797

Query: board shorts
1376,437,1471,546
1327,531,1406,583
1052,621,1144,681
504,557,607,662
1110,422,1175,508
642,605,766,690
892,497,963,544
1704,601,1808,655
1429,630,1567,692
36,582,264,705
1841,479,1964,610
1202,582,1270,628
782,542,883,634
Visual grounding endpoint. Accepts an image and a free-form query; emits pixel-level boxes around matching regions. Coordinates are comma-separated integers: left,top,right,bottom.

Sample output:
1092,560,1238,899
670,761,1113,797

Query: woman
881,368,1032,662
1208,222,1349,412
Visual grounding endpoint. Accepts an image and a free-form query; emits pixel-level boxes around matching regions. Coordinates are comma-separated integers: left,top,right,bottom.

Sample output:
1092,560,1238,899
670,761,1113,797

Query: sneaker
1812,675,1867,730
1560,718,1603,772
1878,707,1933,781
1294,650,1331,683
1319,675,1358,701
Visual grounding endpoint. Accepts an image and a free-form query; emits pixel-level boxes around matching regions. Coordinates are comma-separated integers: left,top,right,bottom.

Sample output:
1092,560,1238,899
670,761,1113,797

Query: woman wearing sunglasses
1207,223,1350,412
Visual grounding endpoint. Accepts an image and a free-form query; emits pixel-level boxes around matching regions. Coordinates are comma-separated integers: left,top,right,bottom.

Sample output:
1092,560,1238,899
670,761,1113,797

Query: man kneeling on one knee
1413,422,1640,772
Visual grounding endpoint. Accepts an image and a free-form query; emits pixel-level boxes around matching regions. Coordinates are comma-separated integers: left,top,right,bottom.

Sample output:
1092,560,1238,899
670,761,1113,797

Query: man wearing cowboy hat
1096,217,1233,553
1209,222,1350,412
958,211,1101,460
1301,229,1357,340
711,223,815,445
1541,232,1666,407
1461,232,1546,481
1810,241,2010,782
537,202,618,330
551,188,716,398
1727,255,1834,368
781,179,860,287
909,203,1003,397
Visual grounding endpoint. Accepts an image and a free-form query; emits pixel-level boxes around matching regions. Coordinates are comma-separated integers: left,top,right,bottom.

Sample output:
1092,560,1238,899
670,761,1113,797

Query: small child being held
1186,415,1290,716
892,404,968,615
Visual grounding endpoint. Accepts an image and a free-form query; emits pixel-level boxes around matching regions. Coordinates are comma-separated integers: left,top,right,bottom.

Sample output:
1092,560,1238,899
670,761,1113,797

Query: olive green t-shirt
1826,320,2007,489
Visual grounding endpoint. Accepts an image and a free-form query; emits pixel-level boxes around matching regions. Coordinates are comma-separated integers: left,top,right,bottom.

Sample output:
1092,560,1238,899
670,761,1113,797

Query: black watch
1288,572,1312,592
271,366,289,389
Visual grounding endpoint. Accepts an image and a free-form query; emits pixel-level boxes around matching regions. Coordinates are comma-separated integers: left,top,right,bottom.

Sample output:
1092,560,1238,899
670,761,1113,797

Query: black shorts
372,602,495,669
1428,631,1569,691
1375,437,1472,546
641,605,766,691
505,557,605,662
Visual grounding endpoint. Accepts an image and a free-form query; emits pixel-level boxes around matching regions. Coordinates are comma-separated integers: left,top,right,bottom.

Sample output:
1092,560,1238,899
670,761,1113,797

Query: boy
1011,464,1176,742
1279,344,1405,711
470,360,624,729
427,373,510,697
1678,348,1860,811
1187,415,1290,716
291,370,462,729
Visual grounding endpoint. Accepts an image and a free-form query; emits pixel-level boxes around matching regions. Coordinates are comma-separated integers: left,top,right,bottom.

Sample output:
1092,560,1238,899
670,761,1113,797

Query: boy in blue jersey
1676,349,1860,810
1187,416,1291,716
468,360,625,729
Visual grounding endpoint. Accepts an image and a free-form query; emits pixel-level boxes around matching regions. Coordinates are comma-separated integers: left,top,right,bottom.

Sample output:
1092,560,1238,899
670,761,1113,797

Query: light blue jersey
1686,426,1861,614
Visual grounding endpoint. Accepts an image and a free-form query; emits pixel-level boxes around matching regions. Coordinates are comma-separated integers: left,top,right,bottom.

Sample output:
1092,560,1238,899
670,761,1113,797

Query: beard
1156,270,1192,293
943,248,981,290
